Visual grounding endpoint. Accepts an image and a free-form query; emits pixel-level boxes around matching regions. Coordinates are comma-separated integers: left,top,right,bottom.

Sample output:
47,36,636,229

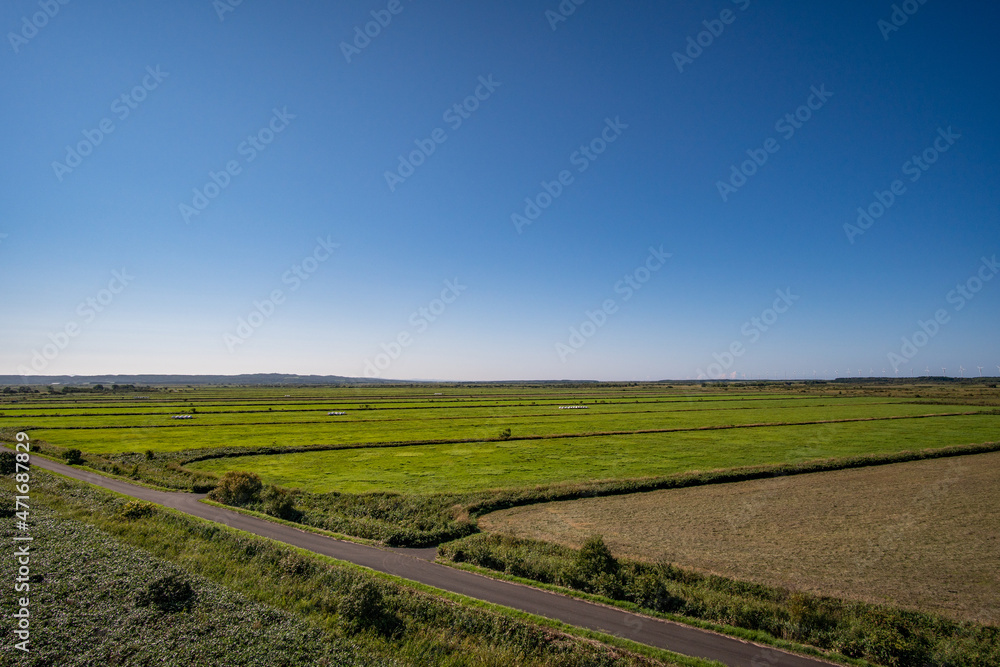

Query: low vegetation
2,470,694,667
439,533,1000,667
1,499,368,665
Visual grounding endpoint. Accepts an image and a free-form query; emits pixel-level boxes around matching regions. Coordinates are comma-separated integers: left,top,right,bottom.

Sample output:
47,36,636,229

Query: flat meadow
187,413,999,494
4,380,999,667
4,383,998,496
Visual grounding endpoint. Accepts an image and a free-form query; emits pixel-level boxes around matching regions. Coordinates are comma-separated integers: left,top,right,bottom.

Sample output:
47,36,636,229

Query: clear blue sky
3,0,998,381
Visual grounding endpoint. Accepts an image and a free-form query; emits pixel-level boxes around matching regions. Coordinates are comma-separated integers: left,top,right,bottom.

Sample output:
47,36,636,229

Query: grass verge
3,469,709,667
437,533,999,667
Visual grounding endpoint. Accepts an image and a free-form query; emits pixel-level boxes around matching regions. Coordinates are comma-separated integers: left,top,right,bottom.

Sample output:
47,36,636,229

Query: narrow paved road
25,453,835,667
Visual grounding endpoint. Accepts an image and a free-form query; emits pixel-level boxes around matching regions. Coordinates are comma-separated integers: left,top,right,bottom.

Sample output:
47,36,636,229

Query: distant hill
0,373,396,386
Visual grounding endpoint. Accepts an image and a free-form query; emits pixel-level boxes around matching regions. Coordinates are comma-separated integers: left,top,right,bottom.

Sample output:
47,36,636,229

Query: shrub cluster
118,500,156,520
136,572,198,613
337,579,399,636
207,470,263,505
0,450,15,475
297,491,476,546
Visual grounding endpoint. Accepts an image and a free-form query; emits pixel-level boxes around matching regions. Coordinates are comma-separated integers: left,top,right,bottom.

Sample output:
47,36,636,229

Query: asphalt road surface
23,453,835,667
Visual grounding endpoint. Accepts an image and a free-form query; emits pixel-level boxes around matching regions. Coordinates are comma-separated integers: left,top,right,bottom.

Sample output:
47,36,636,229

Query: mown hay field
479,451,1000,626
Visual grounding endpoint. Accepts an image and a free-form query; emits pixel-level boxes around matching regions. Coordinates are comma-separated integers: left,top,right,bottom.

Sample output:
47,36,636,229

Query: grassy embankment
0,470,705,667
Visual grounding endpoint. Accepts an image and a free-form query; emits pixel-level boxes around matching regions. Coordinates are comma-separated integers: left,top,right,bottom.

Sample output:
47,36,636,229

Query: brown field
479,451,1000,625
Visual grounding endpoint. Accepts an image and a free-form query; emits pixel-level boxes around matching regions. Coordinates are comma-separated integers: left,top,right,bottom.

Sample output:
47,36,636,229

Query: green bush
262,486,300,521
575,535,619,581
136,572,197,613
118,500,156,520
0,450,15,475
338,579,395,634
207,470,262,506
63,449,84,465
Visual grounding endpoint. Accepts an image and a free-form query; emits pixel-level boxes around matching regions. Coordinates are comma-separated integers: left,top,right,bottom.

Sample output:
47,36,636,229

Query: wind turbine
959,366,965,378
978,366,984,377
924,366,930,376
942,367,947,376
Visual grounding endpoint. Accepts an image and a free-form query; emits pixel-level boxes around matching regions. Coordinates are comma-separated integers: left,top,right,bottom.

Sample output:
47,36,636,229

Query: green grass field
186,414,1000,494
5,383,998,497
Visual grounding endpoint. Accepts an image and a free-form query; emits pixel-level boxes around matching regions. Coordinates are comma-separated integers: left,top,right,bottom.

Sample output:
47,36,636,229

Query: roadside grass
437,531,1000,667
2,470,705,667
0,502,370,666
